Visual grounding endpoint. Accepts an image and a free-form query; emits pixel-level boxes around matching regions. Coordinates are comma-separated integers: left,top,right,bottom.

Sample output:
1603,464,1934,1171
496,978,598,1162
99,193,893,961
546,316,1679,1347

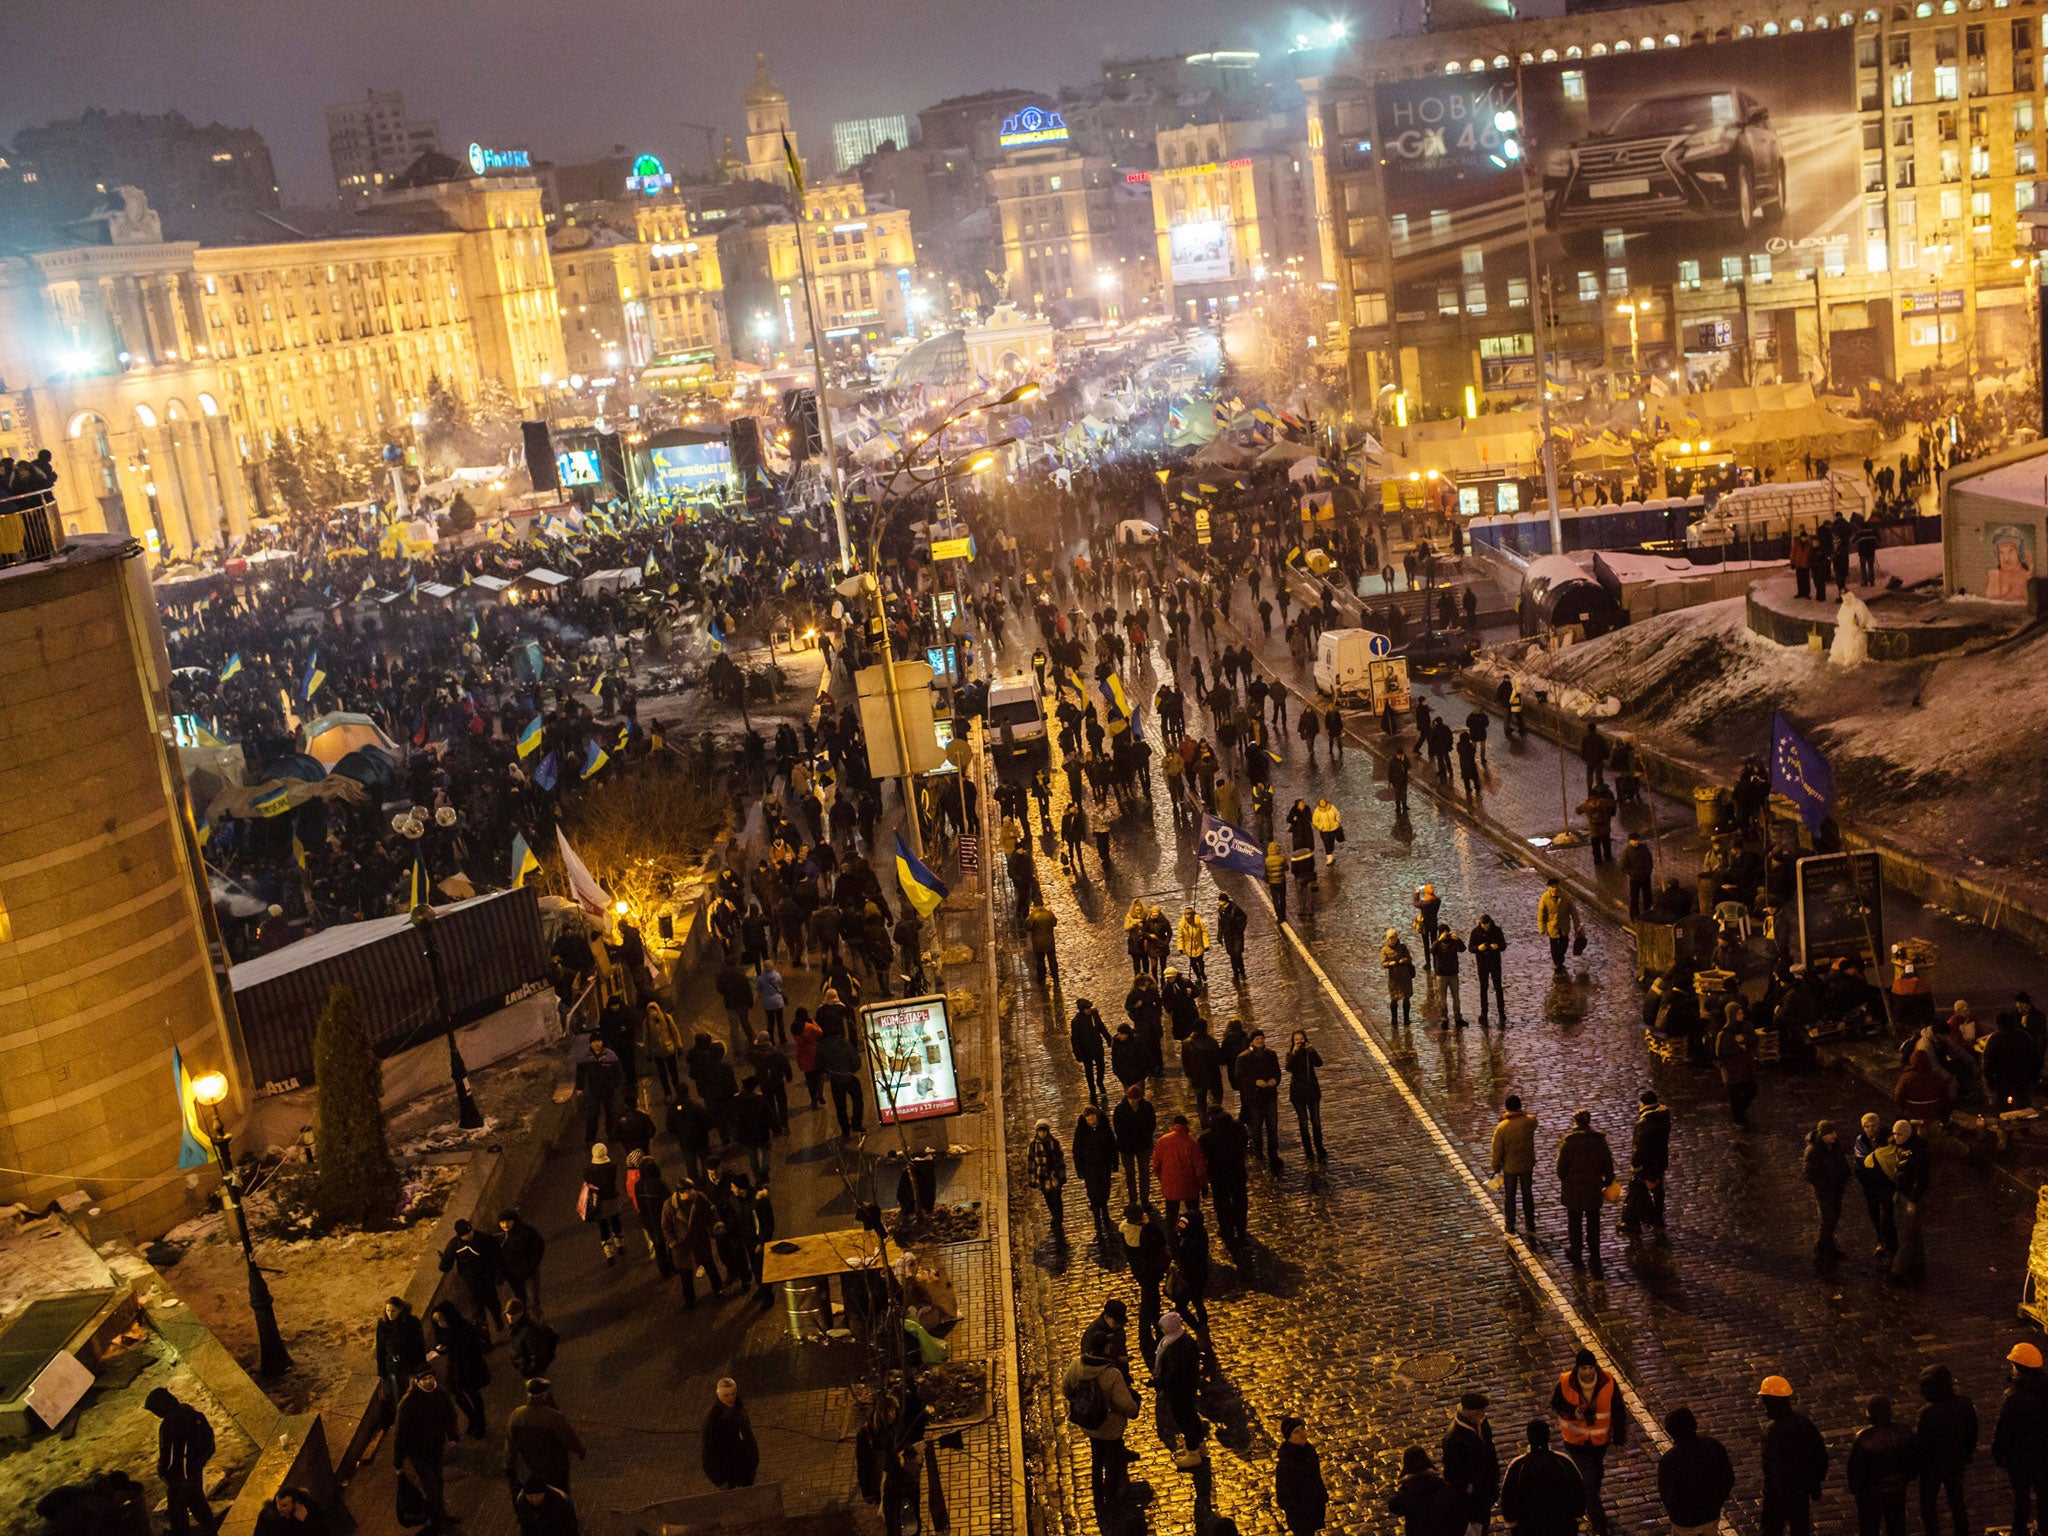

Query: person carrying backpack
1063,1341,1142,1522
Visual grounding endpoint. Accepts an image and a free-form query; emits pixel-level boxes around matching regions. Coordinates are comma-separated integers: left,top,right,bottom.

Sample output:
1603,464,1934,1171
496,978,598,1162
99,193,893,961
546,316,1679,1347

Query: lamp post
190,1072,294,1379
409,903,485,1130
1492,93,1563,554
864,381,1035,860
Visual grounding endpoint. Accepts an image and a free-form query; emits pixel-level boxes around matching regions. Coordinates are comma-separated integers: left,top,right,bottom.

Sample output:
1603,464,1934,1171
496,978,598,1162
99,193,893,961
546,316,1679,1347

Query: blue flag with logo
1197,813,1267,878
1770,711,1835,833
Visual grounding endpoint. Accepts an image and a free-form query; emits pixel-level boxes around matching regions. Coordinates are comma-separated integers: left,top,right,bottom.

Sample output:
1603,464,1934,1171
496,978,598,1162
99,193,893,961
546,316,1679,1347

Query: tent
1569,433,1639,473
1287,456,1337,484
330,744,401,791
1189,437,1251,466
1257,438,1319,465
262,753,328,783
302,712,400,765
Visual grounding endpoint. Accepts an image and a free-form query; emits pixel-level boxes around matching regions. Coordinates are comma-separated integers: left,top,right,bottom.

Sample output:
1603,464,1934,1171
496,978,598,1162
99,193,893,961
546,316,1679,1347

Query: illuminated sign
998,106,1070,149
864,995,960,1123
1125,158,1254,184
468,143,531,174
930,535,974,561
648,242,700,258
1169,220,1234,284
626,153,672,195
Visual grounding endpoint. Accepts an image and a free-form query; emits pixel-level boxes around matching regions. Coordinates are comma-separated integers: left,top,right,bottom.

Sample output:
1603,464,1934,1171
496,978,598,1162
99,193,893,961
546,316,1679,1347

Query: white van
1686,478,1853,548
1314,628,1412,713
985,676,1049,757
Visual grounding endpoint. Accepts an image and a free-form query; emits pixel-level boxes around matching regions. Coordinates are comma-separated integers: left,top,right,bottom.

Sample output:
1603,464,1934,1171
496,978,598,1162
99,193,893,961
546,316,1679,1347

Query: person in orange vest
1551,1348,1625,1536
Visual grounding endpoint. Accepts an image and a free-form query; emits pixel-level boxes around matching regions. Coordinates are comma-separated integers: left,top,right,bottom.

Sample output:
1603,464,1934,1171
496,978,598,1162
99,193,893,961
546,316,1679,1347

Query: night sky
0,0,1428,204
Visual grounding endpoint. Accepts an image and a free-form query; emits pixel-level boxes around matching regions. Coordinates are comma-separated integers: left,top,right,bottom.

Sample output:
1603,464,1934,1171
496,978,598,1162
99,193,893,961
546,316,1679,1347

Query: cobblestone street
994,594,2042,1536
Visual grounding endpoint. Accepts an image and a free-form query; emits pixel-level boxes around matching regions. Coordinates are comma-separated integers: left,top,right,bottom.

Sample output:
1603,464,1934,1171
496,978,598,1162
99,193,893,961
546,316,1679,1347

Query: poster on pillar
1372,33,1860,296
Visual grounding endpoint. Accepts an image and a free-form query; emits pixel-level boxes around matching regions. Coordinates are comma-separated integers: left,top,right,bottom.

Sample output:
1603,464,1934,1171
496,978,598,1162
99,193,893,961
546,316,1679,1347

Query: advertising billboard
862,995,960,1124
1170,220,1234,284
1374,34,1860,289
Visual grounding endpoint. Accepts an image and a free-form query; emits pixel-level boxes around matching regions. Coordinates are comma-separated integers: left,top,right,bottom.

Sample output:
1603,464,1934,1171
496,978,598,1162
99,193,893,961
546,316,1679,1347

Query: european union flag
534,751,559,793
1770,711,1836,833
1197,814,1267,878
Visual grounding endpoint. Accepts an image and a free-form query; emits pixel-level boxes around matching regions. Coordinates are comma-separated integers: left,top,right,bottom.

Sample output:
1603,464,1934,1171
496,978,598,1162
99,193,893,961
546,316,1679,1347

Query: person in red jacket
1151,1113,1209,1228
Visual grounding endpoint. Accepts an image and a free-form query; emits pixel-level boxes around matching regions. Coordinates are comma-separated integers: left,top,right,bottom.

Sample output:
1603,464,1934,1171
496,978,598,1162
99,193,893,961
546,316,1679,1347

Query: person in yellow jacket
1266,841,1288,923
1311,797,1344,865
1538,877,1579,973
1175,906,1210,987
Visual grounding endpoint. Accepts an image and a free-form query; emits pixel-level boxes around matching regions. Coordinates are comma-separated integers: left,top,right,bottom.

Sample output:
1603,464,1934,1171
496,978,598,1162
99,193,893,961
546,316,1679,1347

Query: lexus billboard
1374,33,1860,287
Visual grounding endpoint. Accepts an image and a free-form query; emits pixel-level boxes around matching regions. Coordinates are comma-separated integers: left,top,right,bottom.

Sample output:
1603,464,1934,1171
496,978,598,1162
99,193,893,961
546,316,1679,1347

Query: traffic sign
1368,632,1392,658
931,536,974,562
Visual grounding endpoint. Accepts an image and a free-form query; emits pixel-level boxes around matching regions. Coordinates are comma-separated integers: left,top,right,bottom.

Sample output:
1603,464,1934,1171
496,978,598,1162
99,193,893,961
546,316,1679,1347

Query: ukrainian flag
1101,673,1133,736
517,714,544,758
302,655,325,700
511,833,539,889
581,738,609,779
251,784,293,818
644,553,658,577
895,833,948,918
409,846,432,910
462,568,473,586
468,613,480,640
171,1048,213,1171
291,833,309,869
220,653,243,681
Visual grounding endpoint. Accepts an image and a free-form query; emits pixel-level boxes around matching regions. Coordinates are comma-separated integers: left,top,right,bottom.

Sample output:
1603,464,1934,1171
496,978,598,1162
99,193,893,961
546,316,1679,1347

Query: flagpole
784,133,853,573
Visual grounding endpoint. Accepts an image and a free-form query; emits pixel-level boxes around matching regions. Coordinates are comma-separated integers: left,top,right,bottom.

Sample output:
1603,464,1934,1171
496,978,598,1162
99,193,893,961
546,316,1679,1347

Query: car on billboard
1542,89,1785,248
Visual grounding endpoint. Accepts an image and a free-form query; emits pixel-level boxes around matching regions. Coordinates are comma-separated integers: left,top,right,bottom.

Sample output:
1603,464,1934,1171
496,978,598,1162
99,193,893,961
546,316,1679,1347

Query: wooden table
760,1228,902,1342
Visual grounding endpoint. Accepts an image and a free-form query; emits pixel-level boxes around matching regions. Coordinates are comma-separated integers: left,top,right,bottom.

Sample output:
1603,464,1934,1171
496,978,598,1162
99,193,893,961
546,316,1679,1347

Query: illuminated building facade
551,226,654,376
988,107,1124,313
1311,0,2048,411
1145,115,1326,314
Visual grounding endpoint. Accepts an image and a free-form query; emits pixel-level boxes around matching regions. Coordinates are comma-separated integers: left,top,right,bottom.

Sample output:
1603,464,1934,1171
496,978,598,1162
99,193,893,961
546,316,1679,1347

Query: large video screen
1374,33,1859,289
643,441,735,497
556,449,602,487
1170,220,1234,284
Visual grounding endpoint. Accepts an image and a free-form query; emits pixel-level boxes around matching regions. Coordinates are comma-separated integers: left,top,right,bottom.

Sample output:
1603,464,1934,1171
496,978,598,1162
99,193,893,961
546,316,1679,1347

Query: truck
984,675,1049,758
1313,628,1412,713
1685,476,1857,549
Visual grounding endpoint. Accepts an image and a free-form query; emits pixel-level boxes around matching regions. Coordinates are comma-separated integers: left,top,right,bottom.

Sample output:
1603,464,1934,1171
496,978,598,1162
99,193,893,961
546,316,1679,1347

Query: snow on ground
0,1215,118,1316
1493,592,2048,904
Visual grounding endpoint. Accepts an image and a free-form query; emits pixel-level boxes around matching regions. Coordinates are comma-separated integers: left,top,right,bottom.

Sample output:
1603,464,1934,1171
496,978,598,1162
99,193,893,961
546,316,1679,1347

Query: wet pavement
991,586,2043,1536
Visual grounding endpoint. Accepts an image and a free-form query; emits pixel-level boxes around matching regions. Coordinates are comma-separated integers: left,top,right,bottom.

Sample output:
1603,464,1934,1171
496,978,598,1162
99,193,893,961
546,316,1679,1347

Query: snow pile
1501,594,2048,900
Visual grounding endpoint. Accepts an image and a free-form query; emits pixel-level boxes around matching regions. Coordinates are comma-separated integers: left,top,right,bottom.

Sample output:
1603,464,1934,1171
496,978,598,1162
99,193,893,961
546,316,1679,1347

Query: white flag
555,828,614,917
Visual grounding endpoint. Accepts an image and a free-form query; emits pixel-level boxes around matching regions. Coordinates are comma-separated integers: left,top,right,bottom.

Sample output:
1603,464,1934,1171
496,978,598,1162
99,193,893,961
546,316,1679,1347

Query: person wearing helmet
1757,1376,1829,1536
1994,1341,2048,1536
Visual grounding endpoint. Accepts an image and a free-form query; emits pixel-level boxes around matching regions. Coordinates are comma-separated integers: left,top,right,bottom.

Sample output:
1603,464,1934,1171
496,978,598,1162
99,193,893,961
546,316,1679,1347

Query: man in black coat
1994,1343,2048,1536
1916,1363,1978,1536
438,1218,503,1336
1235,1029,1283,1171
1112,1084,1157,1209
393,1370,461,1529
1658,1406,1735,1535
1622,1090,1671,1236
1198,1109,1251,1246
1069,999,1112,1106
1758,1376,1829,1536
1847,1395,1917,1536
1218,893,1249,983
496,1210,546,1316
144,1388,217,1536
1469,915,1508,1028
1499,1420,1585,1536
1442,1392,1501,1534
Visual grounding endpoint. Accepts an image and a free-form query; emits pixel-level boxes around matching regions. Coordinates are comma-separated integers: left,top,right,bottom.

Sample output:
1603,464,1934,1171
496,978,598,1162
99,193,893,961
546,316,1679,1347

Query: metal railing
0,490,64,568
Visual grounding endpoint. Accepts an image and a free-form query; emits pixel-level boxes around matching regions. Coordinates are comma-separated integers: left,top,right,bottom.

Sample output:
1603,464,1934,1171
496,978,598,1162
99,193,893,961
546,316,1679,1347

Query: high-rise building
832,116,912,172
1144,114,1324,315
327,90,441,203
986,104,1124,316
9,109,279,234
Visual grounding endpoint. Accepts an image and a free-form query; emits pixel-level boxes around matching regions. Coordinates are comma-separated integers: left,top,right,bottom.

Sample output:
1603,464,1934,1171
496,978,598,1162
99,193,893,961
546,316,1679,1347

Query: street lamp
190,1072,293,1379
1491,99,1564,555
862,380,1038,860
407,876,484,1131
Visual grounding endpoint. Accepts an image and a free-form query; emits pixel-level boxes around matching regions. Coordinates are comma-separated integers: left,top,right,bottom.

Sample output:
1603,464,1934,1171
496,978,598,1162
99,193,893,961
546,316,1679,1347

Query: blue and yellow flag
302,654,325,700
511,833,539,889
894,832,948,918
581,738,609,779
644,553,658,578
171,1047,212,1171
220,653,243,681
462,568,473,586
291,833,309,869
517,714,544,758
781,130,805,196
1100,673,1133,737
251,784,294,818
468,612,480,640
